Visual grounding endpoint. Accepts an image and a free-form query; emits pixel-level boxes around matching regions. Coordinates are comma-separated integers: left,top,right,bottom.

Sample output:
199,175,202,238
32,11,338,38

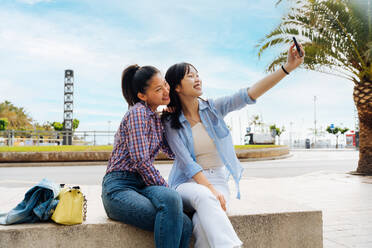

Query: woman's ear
137,92,147,102
175,84,181,93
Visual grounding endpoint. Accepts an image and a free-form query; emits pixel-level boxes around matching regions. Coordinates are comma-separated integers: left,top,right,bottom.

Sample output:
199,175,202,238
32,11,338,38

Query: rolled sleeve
182,160,203,178
211,87,256,117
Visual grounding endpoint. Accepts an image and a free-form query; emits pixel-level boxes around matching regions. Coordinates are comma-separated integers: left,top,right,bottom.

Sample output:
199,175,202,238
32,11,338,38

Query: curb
0,155,292,168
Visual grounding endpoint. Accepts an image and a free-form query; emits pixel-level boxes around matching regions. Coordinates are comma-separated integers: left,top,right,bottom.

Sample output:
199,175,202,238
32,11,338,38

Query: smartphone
292,37,303,57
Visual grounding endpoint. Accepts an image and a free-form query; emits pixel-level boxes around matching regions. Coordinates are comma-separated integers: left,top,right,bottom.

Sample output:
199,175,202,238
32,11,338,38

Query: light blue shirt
164,88,256,199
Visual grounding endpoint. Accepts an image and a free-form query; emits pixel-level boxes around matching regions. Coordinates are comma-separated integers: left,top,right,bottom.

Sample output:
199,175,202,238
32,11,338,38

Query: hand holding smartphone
292,37,303,57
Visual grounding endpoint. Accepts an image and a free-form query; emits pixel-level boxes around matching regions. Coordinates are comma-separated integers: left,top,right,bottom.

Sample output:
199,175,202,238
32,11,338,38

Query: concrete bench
0,184,322,248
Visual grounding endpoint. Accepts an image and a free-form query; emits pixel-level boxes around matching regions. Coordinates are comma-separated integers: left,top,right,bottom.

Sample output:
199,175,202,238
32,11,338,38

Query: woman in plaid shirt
101,65,192,248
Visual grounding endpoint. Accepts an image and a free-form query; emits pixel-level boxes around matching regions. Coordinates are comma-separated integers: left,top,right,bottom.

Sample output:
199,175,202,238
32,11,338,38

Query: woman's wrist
283,63,295,73
206,183,216,192
281,65,290,75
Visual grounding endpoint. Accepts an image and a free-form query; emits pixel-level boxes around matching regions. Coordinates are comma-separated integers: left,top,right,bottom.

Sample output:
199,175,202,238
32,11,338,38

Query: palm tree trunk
354,80,372,175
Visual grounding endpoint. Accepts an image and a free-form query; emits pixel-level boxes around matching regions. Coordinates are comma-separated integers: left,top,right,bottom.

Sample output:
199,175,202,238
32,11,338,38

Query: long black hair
162,62,197,129
121,64,160,106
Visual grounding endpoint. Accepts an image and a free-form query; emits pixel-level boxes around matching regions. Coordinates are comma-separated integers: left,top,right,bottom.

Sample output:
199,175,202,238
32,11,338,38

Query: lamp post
289,121,293,148
330,123,335,148
313,96,317,147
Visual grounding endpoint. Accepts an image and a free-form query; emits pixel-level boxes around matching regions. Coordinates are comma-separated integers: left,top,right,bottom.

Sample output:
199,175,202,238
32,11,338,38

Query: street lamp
313,96,317,147
289,121,293,148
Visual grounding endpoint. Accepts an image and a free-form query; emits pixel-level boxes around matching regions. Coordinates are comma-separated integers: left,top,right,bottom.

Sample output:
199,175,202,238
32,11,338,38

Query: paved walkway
231,171,372,248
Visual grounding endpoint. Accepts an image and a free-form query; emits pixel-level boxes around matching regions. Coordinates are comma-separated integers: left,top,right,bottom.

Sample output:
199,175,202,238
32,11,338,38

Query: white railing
0,130,116,146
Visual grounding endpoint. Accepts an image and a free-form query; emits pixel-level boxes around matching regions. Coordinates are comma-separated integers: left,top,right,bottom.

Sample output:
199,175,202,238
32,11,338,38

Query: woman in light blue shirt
162,44,305,248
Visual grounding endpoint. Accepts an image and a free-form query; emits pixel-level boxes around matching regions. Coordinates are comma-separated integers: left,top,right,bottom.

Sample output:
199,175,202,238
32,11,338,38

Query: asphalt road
0,150,358,188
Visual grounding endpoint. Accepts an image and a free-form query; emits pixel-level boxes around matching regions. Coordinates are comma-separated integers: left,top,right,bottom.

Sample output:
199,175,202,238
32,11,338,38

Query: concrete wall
0,147,289,163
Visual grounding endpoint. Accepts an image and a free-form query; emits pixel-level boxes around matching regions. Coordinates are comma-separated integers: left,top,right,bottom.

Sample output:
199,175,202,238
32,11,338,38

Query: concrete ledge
239,153,292,162
0,183,322,248
0,151,111,163
236,147,289,160
0,211,322,248
0,161,107,168
0,147,289,164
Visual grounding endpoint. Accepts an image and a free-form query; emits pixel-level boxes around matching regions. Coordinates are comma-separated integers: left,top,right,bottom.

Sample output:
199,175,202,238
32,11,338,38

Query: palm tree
257,0,372,175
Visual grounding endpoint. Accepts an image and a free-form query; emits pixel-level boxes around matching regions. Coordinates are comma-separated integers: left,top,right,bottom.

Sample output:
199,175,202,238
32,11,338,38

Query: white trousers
176,167,242,248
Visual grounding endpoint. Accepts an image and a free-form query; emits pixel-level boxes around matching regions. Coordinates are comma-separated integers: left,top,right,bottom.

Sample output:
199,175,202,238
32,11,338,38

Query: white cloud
16,0,52,4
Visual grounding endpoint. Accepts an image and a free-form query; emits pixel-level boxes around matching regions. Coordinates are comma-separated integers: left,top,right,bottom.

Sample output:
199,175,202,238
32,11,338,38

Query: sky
0,0,357,145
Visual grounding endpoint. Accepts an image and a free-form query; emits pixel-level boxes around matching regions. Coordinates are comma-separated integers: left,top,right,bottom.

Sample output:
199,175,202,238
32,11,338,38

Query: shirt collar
179,98,208,123
133,101,157,117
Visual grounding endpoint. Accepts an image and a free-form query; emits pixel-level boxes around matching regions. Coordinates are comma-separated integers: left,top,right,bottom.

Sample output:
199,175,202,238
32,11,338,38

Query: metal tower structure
63,70,74,145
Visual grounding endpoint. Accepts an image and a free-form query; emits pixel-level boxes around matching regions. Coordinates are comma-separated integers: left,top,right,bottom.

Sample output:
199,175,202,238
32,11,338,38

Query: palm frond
257,0,372,82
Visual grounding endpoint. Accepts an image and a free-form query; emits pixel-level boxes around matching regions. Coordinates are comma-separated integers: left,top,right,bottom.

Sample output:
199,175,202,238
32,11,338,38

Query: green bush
0,118,9,131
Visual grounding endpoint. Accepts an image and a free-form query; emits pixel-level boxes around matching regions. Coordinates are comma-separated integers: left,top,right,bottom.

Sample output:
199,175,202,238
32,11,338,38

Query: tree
270,124,286,144
326,126,349,148
0,101,33,130
53,119,79,131
257,0,372,174
249,115,265,132
0,118,8,131
33,122,53,132
52,122,64,131
72,119,79,130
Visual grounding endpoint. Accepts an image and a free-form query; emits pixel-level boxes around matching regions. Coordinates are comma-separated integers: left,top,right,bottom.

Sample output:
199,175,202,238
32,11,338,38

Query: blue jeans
101,171,192,248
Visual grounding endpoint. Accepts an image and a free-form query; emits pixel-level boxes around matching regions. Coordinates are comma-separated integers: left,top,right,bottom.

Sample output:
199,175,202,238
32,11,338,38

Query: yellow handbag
51,185,87,225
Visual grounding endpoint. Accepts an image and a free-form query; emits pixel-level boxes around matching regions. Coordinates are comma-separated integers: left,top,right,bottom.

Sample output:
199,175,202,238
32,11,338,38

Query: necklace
185,115,201,124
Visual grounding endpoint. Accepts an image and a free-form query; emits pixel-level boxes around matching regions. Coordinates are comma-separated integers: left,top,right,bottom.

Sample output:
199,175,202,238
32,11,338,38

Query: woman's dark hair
162,62,197,129
121,64,160,106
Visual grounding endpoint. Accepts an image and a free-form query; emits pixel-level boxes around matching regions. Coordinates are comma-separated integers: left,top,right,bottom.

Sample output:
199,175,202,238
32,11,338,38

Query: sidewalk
232,171,372,248
1,169,371,247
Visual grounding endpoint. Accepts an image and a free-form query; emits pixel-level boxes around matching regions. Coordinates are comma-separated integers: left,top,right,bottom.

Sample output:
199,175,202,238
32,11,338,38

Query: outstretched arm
248,43,305,100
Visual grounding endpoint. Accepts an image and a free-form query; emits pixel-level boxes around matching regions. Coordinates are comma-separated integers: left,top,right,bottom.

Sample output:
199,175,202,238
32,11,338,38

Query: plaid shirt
106,102,174,186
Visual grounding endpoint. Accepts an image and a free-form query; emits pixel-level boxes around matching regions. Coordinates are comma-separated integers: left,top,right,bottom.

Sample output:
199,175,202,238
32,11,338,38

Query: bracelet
281,65,290,75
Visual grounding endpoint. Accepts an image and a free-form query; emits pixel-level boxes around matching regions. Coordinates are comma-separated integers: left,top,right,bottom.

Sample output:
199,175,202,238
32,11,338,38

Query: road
0,150,358,188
